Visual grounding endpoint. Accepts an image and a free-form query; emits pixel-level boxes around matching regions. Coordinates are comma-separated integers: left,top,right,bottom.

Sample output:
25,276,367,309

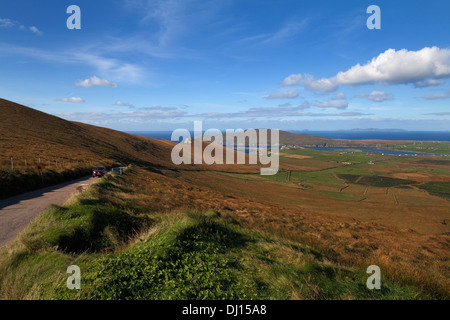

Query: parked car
93,166,107,177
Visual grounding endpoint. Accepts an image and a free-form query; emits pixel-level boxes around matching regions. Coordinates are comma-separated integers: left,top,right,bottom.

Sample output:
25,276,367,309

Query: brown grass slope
277,130,334,145
0,98,181,168
0,98,263,173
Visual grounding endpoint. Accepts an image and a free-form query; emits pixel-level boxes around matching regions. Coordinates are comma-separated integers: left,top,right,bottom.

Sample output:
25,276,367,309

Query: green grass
19,180,150,254
337,174,416,188
57,210,257,300
281,148,385,164
415,159,450,166
219,163,375,189
418,182,450,199
55,210,422,300
390,142,450,155
288,166,372,188
280,141,450,156
223,165,374,189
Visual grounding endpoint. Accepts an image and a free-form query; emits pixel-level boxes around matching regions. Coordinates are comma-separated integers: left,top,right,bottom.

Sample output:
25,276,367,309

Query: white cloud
140,106,179,112
195,109,368,119
358,91,394,102
335,92,346,99
423,112,450,116
76,76,118,88
297,101,311,110
0,43,146,84
280,74,338,92
335,47,450,85
236,19,309,47
414,79,445,88
305,76,338,92
57,97,85,103
57,109,187,123
313,99,348,109
423,93,449,100
281,47,450,92
265,90,299,99
72,53,144,83
29,26,42,36
0,18,14,28
0,18,43,35
280,74,303,86
114,101,135,108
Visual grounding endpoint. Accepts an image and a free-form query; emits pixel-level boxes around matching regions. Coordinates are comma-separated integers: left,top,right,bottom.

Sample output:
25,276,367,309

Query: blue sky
0,0,449,131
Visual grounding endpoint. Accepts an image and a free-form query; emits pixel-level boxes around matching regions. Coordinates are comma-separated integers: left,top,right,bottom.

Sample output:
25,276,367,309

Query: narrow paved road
0,176,97,248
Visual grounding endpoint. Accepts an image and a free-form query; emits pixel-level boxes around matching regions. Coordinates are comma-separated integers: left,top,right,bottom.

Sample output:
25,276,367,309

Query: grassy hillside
0,98,183,198
0,168,432,300
0,98,176,168
278,130,336,146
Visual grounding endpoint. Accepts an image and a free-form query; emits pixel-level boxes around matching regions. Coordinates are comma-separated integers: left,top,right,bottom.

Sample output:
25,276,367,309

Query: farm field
214,148,450,235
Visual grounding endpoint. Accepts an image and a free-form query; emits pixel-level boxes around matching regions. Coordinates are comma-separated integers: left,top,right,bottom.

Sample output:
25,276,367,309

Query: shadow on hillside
177,212,254,253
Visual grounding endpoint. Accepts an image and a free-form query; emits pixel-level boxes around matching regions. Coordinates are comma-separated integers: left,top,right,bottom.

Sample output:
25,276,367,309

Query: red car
93,166,107,177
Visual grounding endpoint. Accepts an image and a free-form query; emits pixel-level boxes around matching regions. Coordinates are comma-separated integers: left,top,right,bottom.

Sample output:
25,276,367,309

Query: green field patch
414,159,450,166
289,171,343,188
402,167,450,175
390,142,450,155
418,182,450,199
285,166,372,188
337,174,416,188
336,174,360,183
394,185,414,189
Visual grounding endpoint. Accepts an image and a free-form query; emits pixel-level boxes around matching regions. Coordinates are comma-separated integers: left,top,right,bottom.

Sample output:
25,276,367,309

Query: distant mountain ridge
204,129,335,146
344,128,407,132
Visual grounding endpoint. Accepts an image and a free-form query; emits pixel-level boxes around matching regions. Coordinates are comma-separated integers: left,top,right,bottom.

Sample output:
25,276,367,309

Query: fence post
11,157,14,169
25,159,27,169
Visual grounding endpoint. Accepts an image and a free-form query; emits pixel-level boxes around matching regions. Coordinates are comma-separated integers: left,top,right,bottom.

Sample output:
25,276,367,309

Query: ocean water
129,130,450,142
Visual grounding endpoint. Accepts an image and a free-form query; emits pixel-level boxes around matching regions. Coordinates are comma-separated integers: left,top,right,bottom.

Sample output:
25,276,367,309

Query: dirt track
0,176,96,248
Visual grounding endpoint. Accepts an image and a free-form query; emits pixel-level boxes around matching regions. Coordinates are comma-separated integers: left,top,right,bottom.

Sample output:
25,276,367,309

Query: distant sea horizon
128,130,450,142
